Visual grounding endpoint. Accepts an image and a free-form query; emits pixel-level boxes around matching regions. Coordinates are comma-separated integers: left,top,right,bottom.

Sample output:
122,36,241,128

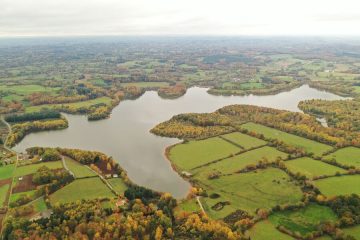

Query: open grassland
247,220,294,240
220,132,267,149
269,204,338,236
107,178,128,194
0,164,15,180
284,157,346,178
31,197,47,213
240,122,333,156
49,177,115,204
342,225,360,240
121,81,169,88
0,184,10,207
314,175,360,196
25,96,112,113
323,147,360,168
193,146,287,179
176,198,200,214
0,84,59,95
200,168,303,217
64,157,96,178
169,137,240,171
9,190,37,203
13,161,63,177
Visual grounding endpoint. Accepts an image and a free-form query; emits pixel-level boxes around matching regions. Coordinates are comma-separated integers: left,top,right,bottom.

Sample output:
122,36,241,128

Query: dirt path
196,196,207,216
61,156,74,177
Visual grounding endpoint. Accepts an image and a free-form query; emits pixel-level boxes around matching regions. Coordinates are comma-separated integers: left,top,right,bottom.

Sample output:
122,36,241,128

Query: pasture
247,220,293,240
49,177,115,204
240,122,333,156
323,147,360,168
284,157,346,178
9,190,37,203
269,204,338,235
14,161,63,177
220,132,267,149
0,184,10,207
121,81,169,88
314,175,360,196
107,178,128,194
193,146,287,179
200,168,303,217
0,164,15,180
64,157,97,178
169,137,240,170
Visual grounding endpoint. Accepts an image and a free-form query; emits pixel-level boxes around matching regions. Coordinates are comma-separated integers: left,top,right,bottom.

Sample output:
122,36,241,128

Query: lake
14,85,345,198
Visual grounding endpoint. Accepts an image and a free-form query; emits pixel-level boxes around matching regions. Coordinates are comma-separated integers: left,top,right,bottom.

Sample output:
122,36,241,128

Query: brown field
12,174,36,193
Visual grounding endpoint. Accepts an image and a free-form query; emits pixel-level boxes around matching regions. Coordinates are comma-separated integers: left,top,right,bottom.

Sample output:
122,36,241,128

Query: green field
176,199,200,213
31,197,48,213
107,178,128,194
64,157,96,178
0,183,10,207
0,164,15,180
285,157,346,178
240,122,333,156
169,137,240,170
121,81,169,88
25,96,112,113
14,161,63,177
314,175,360,196
220,132,267,149
269,204,338,235
9,190,37,203
193,146,287,178
247,220,294,240
200,168,303,218
342,225,360,240
49,178,115,204
323,147,360,168
0,84,59,95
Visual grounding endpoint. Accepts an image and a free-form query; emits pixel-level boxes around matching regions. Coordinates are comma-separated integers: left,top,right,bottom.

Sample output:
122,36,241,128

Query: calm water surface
14,85,345,198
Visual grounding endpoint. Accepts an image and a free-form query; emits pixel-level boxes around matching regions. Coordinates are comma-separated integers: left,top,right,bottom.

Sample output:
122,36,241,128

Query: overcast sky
1,0,360,37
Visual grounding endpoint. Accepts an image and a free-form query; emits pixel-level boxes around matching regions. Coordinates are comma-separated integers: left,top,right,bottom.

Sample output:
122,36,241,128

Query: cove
13,85,346,198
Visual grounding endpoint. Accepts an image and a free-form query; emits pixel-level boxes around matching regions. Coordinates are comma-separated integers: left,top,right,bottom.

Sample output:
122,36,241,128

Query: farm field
168,137,240,171
240,122,333,155
9,190,37,203
25,96,112,113
107,178,128,194
314,175,360,196
323,147,360,168
220,132,267,149
176,198,200,213
49,177,115,204
342,225,360,240
0,164,15,180
269,204,338,235
284,157,346,178
30,197,48,213
64,157,97,178
13,161,63,177
200,168,303,217
193,146,287,179
0,183,10,206
247,220,294,240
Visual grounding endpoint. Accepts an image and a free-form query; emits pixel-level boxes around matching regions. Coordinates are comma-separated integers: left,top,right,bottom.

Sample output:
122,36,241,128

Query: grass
121,82,169,88
169,137,241,171
107,178,128,194
9,190,37,203
247,220,294,240
269,204,338,236
284,157,346,179
0,84,59,95
14,161,63,177
25,96,112,113
240,122,333,156
323,147,360,168
64,157,97,178
193,146,287,178
220,132,267,149
200,168,303,218
31,197,47,212
176,199,200,213
0,164,15,180
49,178,115,204
342,225,360,240
314,175,360,196
0,184,10,207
